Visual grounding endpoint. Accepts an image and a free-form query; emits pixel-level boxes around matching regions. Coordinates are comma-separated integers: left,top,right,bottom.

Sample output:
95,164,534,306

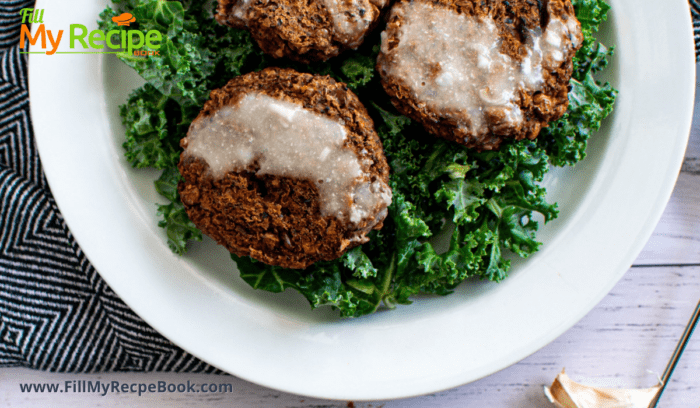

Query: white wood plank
685,63,700,159
2,266,698,407
634,172,700,265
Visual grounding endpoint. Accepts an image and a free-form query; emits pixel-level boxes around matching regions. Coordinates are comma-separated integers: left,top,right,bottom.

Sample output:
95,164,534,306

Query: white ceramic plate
29,0,694,401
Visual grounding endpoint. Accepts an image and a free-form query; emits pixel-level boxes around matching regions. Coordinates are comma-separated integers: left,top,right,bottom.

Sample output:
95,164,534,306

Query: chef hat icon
112,13,136,26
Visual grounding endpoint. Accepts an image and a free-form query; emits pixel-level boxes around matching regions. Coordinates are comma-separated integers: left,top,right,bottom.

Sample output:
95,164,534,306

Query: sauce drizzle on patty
184,92,392,225
230,0,377,48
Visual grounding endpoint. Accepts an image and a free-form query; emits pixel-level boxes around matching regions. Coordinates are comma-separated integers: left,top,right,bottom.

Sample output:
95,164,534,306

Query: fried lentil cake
216,0,389,63
376,0,583,151
177,68,392,269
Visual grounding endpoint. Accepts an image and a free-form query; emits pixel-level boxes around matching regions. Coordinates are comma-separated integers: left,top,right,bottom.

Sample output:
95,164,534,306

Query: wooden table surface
2,65,699,408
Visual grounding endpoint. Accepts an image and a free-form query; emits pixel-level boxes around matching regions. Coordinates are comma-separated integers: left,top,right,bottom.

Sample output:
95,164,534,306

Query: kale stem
424,142,448,174
372,251,397,312
581,42,600,78
486,198,503,218
381,251,396,296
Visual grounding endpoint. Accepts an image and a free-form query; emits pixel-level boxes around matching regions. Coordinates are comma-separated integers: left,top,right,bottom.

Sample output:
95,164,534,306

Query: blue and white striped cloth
692,0,700,58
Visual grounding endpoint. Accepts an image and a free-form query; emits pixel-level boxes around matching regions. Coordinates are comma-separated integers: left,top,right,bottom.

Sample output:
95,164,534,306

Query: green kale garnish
104,0,617,317
155,166,203,255
120,84,182,169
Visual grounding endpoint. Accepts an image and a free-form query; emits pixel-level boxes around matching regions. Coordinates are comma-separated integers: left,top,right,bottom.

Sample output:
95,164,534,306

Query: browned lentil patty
216,0,389,63
376,0,582,151
177,68,391,269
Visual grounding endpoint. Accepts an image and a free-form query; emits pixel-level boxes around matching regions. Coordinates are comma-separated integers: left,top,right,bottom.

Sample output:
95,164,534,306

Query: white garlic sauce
184,93,392,225
380,2,582,136
321,0,377,47
230,0,252,20
230,0,376,47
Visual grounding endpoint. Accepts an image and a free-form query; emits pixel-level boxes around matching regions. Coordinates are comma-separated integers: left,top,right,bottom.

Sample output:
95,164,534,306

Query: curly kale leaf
571,0,611,32
539,71,617,166
436,179,485,224
120,84,184,169
233,251,393,317
343,246,379,279
155,167,202,255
